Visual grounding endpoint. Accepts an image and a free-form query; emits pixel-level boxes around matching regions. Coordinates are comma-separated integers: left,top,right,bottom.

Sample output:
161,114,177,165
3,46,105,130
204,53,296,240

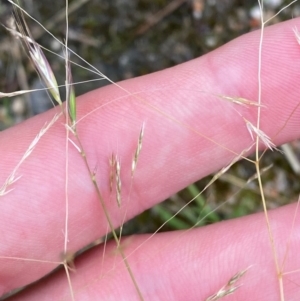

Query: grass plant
0,0,300,300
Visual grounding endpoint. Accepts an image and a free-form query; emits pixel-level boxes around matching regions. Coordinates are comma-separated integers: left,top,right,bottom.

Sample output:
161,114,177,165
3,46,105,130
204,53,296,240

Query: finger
1,17,300,295
8,203,300,301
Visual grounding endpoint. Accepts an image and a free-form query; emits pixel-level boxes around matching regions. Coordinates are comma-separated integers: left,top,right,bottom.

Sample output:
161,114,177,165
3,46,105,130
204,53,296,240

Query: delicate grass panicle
1,0,300,301
206,268,250,301
0,112,60,197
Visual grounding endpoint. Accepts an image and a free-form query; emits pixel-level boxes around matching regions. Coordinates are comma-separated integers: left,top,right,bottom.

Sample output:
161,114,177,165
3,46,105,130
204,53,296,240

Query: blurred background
0,0,300,234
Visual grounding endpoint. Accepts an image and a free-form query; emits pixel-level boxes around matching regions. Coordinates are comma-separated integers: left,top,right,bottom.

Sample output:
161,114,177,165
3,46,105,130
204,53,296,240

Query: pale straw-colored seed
131,122,145,176
109,153,116,192
217,95,263,107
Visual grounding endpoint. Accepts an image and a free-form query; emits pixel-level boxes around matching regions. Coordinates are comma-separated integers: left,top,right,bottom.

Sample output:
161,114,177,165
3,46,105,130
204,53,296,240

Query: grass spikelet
244,118,276,151
131,122,145,177
205,267,249,301
66,56,76,126
109,152,116,193
115,155,122,207
28,42,62,106
0,113,61,196
206,286,239,301
217,95,263,107
7,11,62,106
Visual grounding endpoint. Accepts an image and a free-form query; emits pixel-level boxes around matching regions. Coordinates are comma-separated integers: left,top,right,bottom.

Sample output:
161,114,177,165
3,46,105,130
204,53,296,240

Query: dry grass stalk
212,144,255,184
132,123,145,177
246,164,273,183
67,135,81,153
132,145,256,251
205,268,249,301
0,113,61,196
63,263,75,301
0,90,35,98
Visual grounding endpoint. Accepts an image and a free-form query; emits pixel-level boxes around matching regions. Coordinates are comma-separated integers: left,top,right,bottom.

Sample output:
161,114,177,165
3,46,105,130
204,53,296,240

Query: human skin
1,18,300,301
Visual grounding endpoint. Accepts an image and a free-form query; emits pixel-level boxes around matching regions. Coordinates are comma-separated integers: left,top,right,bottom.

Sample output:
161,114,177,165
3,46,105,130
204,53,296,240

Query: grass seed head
4,15,61,105
244,118,276,151
29,43,62,106
109,153,116,192
206,267,249,301
217,95,263,107
131,123,145,176
115,156,121,207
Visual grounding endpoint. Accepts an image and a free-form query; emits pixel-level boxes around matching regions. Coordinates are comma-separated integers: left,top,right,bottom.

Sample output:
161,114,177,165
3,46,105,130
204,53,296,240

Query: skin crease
1,17,300,301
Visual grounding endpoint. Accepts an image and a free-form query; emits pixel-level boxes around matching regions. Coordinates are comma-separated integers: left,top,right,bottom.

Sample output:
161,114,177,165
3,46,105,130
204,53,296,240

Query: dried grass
0,1,300,300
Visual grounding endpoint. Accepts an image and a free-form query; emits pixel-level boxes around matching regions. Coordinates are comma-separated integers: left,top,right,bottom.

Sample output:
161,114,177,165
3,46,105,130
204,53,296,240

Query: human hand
1,18,300,301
